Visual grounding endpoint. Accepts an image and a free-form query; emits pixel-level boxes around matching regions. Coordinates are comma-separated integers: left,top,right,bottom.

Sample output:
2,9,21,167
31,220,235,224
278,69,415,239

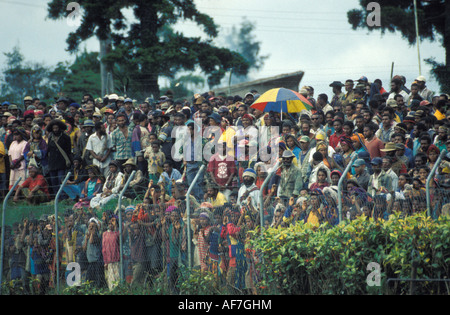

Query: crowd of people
2,73,450,294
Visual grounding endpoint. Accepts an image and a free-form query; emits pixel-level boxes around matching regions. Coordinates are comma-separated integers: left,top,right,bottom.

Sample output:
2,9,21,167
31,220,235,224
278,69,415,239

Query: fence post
54,172,71,295
117,170,136,283
186,164,205,269
259,161,280,234
338,154,357,224
0,177,22,290
426,149,447,217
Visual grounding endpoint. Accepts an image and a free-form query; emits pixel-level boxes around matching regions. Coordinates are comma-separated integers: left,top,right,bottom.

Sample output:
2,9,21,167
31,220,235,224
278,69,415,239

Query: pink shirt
102,230,120,264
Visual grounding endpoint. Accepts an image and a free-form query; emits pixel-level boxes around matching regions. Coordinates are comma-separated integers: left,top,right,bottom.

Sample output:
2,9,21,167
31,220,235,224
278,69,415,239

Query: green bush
248,213,450,295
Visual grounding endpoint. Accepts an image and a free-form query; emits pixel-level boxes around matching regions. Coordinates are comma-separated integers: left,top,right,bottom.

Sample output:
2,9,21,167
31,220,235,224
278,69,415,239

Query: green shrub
248,213,450,295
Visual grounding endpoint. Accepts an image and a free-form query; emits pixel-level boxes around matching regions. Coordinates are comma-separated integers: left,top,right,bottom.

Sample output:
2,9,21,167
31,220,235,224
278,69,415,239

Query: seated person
120,158,147,199
73,165,104,210
13,164,50,205
90,160,124,208
62,156,89,200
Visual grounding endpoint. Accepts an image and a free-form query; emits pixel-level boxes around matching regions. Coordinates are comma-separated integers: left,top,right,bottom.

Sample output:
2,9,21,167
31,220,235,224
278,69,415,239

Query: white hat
108,94,119,100
415,75,426,82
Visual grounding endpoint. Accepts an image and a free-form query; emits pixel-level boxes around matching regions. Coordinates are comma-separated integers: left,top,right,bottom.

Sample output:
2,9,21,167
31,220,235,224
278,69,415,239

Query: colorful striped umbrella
250,87,313,114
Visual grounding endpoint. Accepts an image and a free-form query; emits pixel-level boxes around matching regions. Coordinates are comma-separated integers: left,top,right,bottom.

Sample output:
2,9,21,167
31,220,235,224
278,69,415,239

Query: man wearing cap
329,81,344,107
367,157,392,196
352,158,370,191
8,104,20,118
46,119,72,195
415,75,434,102
243,92,254,106
278,150,303,200
76,119,96,166
381,156,399,192
341,80,355,107
237,168,261,211
380,142,407,176
298,135,313,184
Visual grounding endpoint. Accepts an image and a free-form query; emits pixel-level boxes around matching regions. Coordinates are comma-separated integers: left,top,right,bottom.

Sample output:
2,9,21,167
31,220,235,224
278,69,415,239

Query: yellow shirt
0,141,5,173
307,209,321,226
434,109,445,121
207,192,227,207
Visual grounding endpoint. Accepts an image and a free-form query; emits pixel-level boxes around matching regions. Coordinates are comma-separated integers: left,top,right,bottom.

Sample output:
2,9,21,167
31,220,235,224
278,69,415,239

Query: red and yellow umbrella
250,87,313,114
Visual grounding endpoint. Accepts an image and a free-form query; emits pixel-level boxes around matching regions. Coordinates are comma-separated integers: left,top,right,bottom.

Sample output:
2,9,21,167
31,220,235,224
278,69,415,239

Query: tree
47,0,126,96
347,0,450,93
0,46,54,105
47,0,250,99
223,18,270,85
60,50,102,101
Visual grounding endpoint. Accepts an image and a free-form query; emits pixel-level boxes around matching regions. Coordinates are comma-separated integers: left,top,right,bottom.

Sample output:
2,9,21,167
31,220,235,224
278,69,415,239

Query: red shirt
365,136,385,159
207,153,236,187
102,230,120,264
21,174,50,198
329,132,343,149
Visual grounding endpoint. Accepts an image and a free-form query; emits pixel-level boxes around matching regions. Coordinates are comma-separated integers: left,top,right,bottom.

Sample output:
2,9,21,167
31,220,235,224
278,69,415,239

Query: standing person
194,212,213,273
158,160,182,197
329,118,344,149
278,150,303,200
86,121,113,178
0,139,6,198
143,140,166,183
76,119,96,167
111,113,134,166
102,216,120,291
415,75,434,103
341,79,355,107
162,207,187,294
364,124,385,159
8,127,28,189
329,81,344,107
23,125,48,176
82,217,105,288
46,119,72,197
207,141,236,200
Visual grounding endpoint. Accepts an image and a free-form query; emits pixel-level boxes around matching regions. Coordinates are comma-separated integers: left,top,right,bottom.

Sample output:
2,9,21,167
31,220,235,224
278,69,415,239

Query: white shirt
85,133,113,169
237,183,261,210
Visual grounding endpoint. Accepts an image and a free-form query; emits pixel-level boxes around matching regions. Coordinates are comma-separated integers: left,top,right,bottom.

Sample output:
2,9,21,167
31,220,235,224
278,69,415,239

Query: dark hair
318,93,328,103
95,121,103,130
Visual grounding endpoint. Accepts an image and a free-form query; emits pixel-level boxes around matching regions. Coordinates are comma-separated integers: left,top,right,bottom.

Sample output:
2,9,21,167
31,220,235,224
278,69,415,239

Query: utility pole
413,0,422,75
100,36,114,96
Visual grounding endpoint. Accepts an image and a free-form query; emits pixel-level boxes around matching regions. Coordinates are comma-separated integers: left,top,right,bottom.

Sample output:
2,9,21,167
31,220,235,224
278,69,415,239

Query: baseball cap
370,157,383,165
299,136,311,143
353,159,366,167
415,75,426,82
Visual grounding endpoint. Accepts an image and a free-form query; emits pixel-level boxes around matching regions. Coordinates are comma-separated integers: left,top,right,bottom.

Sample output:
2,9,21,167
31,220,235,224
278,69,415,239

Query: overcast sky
0,0,445,100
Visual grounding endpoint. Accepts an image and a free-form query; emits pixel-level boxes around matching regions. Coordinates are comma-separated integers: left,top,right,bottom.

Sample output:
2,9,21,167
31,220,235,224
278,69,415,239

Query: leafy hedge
248,212,450,295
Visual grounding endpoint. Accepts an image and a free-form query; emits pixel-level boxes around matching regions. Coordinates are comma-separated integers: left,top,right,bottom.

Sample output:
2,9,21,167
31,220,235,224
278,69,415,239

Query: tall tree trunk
99,36,114,96
445,0,450,69
135,1,161,99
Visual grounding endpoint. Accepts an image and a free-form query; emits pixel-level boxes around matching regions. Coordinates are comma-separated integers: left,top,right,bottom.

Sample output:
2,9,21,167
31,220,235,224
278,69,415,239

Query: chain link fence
1,166,450,295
